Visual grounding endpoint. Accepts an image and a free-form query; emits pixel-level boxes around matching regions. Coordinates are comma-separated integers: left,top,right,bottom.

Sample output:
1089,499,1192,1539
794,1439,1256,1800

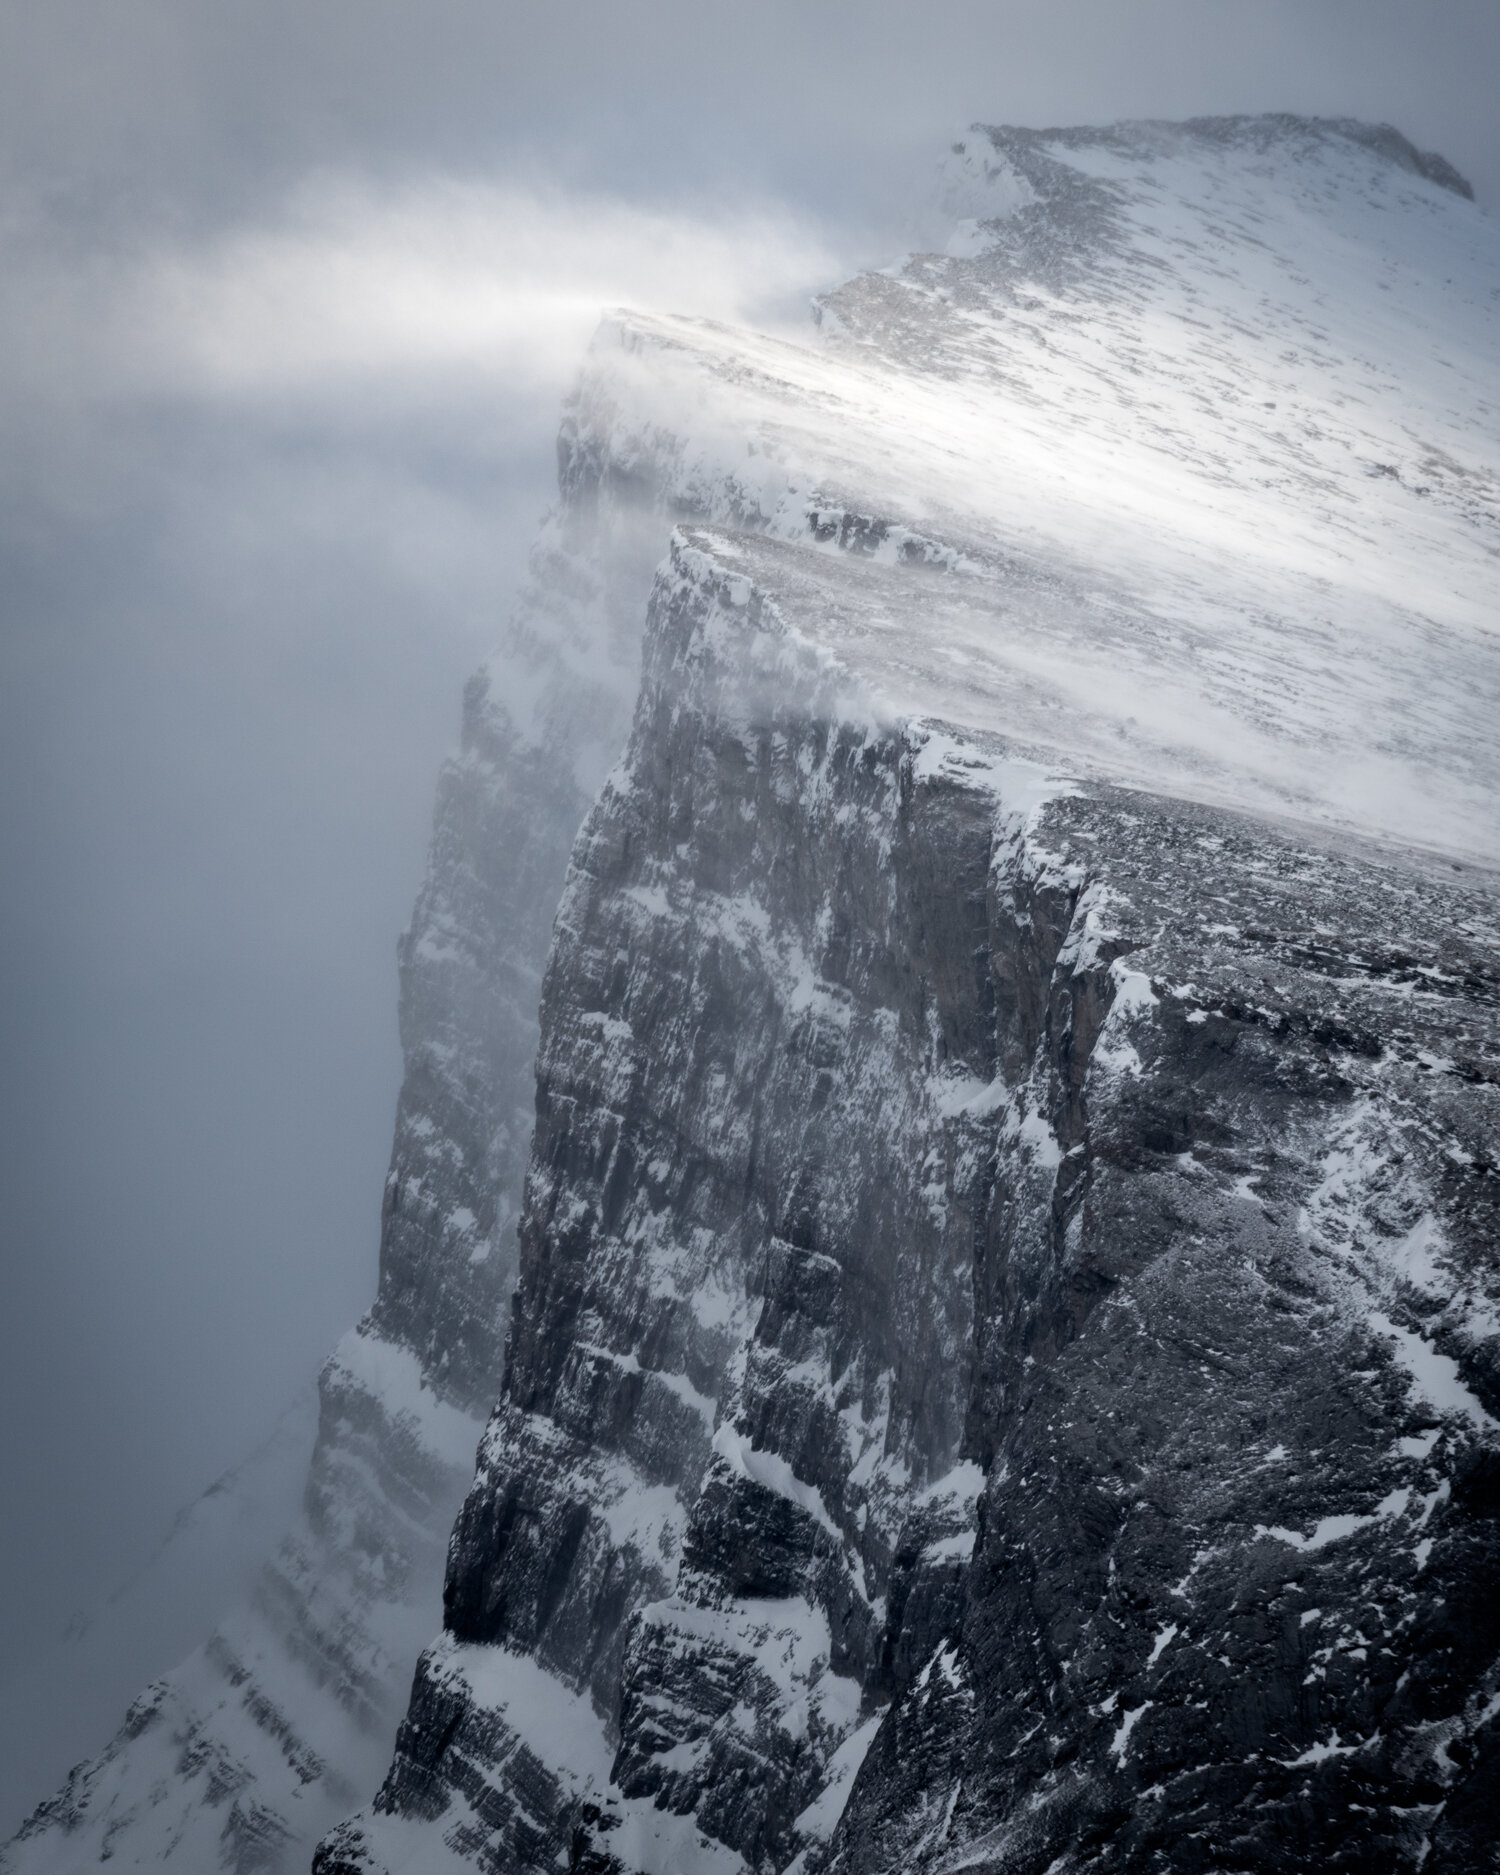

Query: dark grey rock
323,518,1500,1875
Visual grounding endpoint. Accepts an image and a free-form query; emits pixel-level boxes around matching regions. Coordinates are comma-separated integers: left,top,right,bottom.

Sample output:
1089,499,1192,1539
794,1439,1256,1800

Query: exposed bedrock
12,111,1497,1875
317,530,1500,1875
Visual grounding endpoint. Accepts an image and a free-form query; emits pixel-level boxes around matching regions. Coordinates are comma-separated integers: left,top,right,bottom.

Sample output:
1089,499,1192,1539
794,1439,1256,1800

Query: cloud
1,175,849,415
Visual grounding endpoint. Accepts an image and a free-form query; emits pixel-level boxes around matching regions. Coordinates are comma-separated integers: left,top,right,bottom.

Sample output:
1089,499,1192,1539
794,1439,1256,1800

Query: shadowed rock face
317,520,1500,1875
11,113,1496,1875
315,114,1499,1875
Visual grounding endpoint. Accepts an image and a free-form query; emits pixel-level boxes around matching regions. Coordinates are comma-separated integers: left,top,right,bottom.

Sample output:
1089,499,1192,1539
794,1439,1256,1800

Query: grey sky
4,0,1500,224
1,0,1496,1834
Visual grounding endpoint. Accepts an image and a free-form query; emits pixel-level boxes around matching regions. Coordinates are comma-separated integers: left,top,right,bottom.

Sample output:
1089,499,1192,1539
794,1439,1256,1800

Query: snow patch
326,1328,483,1472
1147,1623,1179,1667
792,1711,884,1845
712,1423,841,1542
1110,1702,1151,1765
1367,1307,1497,1435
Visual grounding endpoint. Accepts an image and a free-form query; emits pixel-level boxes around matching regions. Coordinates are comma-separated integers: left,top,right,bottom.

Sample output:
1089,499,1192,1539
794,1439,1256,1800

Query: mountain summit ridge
966,113,1473,198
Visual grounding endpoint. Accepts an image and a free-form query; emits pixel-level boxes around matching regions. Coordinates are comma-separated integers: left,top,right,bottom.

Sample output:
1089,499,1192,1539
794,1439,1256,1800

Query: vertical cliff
8,113,1498,1875
319,119,1500,1875
315,518,1500,1875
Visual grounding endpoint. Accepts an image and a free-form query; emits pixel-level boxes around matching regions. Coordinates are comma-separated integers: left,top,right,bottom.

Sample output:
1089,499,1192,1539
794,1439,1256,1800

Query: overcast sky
1,0,1496,1832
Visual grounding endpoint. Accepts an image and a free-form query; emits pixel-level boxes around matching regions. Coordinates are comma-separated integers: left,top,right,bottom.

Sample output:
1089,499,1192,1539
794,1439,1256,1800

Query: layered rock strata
319,524,1500,1875
9,113,1499,1875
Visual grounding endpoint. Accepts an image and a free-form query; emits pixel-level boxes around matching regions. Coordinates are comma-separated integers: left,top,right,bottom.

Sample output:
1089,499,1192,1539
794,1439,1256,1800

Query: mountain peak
962,113,1473,199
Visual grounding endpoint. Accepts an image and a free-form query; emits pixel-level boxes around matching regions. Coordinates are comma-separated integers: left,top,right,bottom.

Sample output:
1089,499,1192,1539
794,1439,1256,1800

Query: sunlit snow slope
580,115,1498,863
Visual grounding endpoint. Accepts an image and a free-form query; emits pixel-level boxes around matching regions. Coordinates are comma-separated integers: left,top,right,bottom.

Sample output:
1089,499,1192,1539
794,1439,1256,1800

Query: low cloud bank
2,176,848,409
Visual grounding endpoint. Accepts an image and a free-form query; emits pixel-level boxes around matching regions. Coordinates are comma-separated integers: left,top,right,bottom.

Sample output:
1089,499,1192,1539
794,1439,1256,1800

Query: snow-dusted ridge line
586,113,1500,866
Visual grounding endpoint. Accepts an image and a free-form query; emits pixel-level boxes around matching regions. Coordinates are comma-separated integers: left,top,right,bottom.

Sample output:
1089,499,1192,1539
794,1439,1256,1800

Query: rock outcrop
316,118,1500,1875
9,114,1498,1875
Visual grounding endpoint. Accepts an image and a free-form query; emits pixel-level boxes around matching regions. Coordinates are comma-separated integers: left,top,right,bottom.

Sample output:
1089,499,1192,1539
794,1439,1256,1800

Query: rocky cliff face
316,522,1500,1875
9,114,1498,1875
315,118,1500,1875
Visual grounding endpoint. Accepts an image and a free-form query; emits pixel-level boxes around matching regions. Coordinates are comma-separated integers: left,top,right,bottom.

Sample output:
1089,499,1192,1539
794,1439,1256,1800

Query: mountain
9,115,1500,1875
315,118,1500,1875
0,1389,315,1844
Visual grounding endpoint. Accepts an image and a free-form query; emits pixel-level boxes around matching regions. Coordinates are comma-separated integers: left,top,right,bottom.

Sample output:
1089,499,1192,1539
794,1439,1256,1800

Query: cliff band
8,115,1499,1875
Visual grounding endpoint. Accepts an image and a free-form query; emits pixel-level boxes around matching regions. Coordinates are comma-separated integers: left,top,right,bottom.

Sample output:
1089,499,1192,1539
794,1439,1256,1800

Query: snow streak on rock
320,117,1500,1875
11,114,1500,1875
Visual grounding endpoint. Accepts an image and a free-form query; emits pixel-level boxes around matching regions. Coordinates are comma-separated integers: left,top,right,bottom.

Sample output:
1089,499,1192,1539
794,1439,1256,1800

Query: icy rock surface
317,119,1500,1875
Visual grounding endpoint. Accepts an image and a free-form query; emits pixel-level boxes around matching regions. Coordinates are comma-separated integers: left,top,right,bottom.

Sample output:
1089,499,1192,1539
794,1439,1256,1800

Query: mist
2,0,1496,1836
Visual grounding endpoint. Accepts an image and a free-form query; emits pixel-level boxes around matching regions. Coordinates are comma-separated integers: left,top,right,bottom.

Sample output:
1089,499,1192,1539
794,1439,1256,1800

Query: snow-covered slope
311,119,1500,1875
553,116,1498,863
0,1391,315,1842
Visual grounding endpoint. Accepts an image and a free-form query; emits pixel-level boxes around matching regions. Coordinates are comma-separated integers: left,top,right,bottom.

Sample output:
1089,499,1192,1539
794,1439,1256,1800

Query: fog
1,0,1495,1835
